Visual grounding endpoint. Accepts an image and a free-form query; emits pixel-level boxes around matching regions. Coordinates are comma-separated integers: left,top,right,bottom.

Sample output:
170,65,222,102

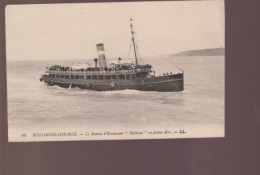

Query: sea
7,56,224,141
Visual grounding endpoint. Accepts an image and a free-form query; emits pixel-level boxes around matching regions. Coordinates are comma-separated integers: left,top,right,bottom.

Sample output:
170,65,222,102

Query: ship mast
130,18,138,65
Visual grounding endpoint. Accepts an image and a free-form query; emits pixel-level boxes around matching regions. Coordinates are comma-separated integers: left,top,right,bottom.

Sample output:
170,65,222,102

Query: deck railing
46,68,151,75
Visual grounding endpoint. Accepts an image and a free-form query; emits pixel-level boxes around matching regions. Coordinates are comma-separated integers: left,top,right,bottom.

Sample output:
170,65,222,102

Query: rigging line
134,36,179,68
135,38,182,71
127,41,133,59
135,44,143,63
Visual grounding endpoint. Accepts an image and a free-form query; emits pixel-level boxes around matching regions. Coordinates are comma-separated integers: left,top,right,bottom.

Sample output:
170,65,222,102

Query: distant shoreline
171,48,225,57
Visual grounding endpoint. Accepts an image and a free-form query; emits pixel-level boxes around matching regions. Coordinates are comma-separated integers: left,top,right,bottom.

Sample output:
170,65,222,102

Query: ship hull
40,73,184,92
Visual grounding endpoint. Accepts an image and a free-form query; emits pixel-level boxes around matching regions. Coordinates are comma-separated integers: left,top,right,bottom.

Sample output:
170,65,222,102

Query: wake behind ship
40,19,184,92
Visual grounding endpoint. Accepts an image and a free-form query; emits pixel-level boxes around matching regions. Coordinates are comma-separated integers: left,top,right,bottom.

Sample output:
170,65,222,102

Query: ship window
71,75,75,79
105,75,110,80
86,75,91,79
99,75,104,80
80,75,84,79
112,75,117,79
119,75,125,79
140,73,147,78
65,75,69,79
126,74,131,79
92,75,97,80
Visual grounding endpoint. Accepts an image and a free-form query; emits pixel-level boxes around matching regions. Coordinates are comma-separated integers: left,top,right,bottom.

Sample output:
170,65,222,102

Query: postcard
6,0,225,142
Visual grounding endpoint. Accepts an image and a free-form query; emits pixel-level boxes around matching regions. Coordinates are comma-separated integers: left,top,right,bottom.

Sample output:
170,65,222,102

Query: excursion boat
40,19,184,92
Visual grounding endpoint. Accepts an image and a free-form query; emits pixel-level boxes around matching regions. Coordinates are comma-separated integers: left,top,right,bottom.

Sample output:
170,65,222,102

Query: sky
5,1,224,61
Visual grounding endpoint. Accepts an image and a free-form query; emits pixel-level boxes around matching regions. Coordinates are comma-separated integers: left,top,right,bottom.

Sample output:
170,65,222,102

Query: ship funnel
96,43,107,69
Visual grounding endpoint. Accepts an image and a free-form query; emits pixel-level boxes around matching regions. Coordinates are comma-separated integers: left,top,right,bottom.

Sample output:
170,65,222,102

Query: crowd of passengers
115,64,152,71
48,65,71,71
48,64,152,72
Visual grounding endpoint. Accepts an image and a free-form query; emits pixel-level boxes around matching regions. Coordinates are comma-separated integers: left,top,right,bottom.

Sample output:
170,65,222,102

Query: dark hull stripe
42,78,183,86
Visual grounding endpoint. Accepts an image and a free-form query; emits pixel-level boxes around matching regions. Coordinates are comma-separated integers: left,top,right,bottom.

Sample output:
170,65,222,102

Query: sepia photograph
6,0,225,142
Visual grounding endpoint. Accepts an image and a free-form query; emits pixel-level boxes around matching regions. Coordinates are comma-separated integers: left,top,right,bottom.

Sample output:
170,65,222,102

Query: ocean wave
100,89,142,95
